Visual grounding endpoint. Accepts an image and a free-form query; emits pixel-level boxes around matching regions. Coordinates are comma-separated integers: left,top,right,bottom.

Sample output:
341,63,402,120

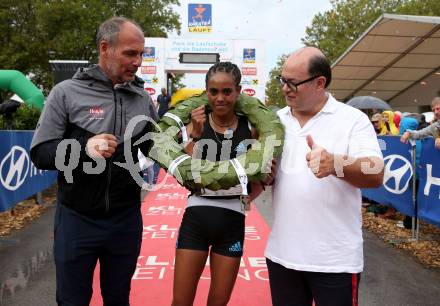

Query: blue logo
243,48,256,63
383,154,413,194
0,145,29,191
143,47,155,62
229,241,242,252
188,3,212,33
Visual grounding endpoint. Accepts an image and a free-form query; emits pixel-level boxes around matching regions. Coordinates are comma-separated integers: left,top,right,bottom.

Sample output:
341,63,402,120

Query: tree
265,55,287,108
0,103,41,130
265,0,440,106
171,74,185,93
0,0,181,94
302,0,440,63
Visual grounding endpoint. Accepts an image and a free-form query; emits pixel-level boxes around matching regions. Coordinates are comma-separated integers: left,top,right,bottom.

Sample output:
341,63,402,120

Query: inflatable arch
0,70,44,110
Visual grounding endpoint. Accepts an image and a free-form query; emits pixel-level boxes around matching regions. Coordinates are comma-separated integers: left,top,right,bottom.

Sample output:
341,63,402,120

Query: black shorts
176,206,245,257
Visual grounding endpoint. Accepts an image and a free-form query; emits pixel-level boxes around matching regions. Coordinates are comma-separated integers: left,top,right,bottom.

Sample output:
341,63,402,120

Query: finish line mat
91,171,271,305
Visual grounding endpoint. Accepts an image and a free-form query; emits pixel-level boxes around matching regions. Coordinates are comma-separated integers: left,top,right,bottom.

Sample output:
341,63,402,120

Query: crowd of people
366,97,440,222
29,15,440,306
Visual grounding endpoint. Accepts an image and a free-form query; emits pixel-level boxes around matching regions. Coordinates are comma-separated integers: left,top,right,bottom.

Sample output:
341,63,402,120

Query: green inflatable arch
0,70,44,110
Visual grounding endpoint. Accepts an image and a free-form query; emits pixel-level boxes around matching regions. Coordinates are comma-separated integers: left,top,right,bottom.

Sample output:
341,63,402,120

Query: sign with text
188,3,212,33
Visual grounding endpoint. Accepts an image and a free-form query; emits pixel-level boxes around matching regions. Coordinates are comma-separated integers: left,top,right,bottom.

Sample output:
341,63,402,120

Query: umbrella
346,96,391,110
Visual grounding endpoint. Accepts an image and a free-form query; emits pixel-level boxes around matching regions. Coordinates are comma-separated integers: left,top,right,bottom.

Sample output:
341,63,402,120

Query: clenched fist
190,105,207,139
86,134,117,159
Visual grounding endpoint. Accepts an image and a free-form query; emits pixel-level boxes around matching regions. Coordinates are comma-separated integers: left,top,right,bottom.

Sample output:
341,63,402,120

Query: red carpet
91,171,271,305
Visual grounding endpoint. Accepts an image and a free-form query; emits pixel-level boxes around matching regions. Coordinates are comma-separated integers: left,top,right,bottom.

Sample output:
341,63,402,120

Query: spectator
371,113,382,134
401,97,440,150
157,87,171,117
419,114,430,129
399,116,421,229
380,110,399,135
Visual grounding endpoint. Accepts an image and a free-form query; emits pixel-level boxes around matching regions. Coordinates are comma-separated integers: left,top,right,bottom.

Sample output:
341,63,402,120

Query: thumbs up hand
305,135,335,178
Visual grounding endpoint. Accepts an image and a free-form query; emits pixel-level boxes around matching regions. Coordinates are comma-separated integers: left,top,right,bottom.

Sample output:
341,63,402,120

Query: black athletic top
198,115,252,162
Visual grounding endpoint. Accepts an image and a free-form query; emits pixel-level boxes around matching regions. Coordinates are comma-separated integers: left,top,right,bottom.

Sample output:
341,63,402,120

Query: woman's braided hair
205,61,241,87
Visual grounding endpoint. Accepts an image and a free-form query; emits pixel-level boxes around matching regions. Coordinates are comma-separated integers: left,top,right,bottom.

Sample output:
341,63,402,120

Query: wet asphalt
0,189,439,306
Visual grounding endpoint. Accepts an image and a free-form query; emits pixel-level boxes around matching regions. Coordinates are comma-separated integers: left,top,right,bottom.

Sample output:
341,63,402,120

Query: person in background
157,87,171,117
377,110,400,218
399,116,420,229
401,97,440,150
266,46,383,306
371,113,382,134
393,110,401,131
365,113,387,215
380,110,400,135
418,114,430,129
30,17,158,305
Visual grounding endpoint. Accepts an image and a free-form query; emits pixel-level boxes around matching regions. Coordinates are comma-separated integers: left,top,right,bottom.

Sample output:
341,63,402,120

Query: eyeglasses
276,75,321,92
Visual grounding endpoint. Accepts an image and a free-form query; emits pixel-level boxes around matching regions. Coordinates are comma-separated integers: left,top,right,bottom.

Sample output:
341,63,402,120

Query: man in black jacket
31,17,158,305
157,87,171,117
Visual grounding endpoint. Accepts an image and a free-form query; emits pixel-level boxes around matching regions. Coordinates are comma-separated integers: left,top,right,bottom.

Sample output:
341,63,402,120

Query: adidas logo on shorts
229,241,242,252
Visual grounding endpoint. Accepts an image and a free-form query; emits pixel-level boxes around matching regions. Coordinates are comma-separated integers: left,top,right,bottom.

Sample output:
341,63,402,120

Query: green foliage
0,104,41,130
265,55,287,108
171,74,185,93
265,0,440,106
302,0,440,63
0,0,181,95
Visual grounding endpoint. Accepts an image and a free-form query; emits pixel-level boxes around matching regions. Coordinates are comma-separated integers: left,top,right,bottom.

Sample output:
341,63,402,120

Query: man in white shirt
265,47,384,306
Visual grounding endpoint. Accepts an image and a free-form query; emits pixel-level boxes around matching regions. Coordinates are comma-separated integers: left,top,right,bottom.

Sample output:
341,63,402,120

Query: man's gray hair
96,16,143,50
431,97,440,107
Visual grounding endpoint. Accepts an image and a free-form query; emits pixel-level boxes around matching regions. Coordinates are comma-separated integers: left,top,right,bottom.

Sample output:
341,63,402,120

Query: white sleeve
348,112,383,159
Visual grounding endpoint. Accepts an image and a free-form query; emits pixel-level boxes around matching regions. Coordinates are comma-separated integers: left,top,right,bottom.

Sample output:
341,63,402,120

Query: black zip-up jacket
31,65,158,217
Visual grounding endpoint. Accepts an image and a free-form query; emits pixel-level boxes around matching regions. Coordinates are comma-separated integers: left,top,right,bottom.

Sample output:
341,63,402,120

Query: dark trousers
54,204,143,306
266,258,360,306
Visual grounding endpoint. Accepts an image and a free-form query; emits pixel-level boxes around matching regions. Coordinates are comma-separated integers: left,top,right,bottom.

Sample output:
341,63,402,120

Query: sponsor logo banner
141,66,157,74
188,3,212,33
242,67,257,75
145,87,156,95
242,88,256,96
0,131,56,212
243,48,256,64
143,47,156,62
241,79,259,86
362,136,440,227
417,138,440,227
362,136,413,216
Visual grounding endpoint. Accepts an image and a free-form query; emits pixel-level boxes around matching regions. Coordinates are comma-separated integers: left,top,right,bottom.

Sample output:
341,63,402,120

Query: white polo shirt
265,94,382,273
